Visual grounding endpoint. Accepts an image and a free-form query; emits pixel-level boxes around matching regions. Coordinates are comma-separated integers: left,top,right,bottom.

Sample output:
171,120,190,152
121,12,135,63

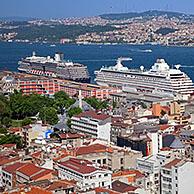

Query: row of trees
0,90,77,126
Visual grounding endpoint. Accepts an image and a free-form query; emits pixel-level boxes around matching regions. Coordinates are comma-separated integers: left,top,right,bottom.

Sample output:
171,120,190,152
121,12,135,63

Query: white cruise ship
95,58,194,100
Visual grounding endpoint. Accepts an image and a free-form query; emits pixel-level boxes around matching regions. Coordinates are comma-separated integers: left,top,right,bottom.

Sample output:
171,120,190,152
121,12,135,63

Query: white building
58,158,112,192
136,151,172,193
71,111,111,142
161,159,194,194
147,131,163,155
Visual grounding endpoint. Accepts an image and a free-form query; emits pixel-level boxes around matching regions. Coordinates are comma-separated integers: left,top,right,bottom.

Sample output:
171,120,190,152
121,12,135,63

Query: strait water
1,42,194,82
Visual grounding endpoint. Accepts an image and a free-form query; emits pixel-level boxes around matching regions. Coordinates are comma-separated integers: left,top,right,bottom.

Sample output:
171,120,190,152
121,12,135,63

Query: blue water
1,42,194,82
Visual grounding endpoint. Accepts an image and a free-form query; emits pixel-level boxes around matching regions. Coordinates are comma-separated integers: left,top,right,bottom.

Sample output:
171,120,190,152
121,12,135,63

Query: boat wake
181,65,194,68
75,59,117,62
129,49,152,53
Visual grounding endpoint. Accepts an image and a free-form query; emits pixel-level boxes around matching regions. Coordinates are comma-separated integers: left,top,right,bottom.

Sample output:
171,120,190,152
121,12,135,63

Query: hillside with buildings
1,10,194,46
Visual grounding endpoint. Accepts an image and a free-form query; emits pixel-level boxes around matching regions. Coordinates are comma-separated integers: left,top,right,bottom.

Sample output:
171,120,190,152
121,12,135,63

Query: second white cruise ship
95,58,194,100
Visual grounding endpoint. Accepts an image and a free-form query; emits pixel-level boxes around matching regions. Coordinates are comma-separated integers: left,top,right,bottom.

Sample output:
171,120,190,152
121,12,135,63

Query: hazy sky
1,0,194,18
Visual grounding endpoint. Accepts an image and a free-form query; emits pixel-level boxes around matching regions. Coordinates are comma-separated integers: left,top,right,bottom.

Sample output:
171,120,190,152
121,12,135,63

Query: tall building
71,111,111,142
161,159,194,194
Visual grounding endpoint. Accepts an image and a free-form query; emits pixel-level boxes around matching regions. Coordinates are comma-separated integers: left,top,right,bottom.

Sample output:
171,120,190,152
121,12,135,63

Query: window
103,159,106,164
120,158,124,165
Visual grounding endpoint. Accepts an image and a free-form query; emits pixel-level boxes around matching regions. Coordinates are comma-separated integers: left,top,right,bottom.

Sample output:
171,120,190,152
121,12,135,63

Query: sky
1,0,194,19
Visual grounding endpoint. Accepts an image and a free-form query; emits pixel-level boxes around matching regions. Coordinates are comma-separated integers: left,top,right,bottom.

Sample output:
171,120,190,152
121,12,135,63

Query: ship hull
18,69,91,83
17,52,91,83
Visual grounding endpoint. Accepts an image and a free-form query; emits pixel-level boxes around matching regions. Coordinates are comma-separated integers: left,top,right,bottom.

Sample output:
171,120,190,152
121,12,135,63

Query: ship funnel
55,52,64,62
175,64,181,70
115,57,132,70
140,66,144,71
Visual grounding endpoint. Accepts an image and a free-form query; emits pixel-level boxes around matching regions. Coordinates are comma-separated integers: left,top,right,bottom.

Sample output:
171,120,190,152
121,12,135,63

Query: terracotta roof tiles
112,180,138,193
60,158,102,174
163,158,182,169
74,110,110,121
3,162,27,174
74,143,113,156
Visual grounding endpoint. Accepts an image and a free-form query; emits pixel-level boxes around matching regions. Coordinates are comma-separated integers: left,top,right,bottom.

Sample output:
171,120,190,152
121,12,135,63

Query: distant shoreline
0,40,194,48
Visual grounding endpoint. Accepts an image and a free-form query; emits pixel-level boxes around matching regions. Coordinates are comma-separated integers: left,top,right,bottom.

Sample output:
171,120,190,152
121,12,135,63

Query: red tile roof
74,110,110,121
163,159,182,169
95,187,121,194
9,127,22,133
31,169,53,181
31,151,42,159
2,144,16,148
60,158,101,174
3,162,27,174
17,163,41,177
0,157,20,166
4,186,52,194
58,133,86,139
46,180,76,191
112,169,144,179
74,143,113,156
17,163,52,180
112,180,138,193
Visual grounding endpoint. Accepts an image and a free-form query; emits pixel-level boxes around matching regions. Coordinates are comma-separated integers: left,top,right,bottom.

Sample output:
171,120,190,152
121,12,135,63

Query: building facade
161,159,194,194
58,158,112,192
71,111,111,142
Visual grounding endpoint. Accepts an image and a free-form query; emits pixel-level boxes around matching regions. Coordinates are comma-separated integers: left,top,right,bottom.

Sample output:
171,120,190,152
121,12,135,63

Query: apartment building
72,143,142,171
58,158,112,192
137,151,172,193
1,72,121,99
161,159,194,194
71,111,111,142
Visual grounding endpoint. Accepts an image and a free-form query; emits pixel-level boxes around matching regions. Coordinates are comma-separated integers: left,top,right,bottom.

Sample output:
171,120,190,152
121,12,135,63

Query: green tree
0,100,11,118
0,134,23,148
54,91,75,113
9,91,25,119
0,127,8,134
84,97,108,110
21,118,32,126
39,107,59,125
9,91,55,119
1,117,12,127
68,107,82,118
